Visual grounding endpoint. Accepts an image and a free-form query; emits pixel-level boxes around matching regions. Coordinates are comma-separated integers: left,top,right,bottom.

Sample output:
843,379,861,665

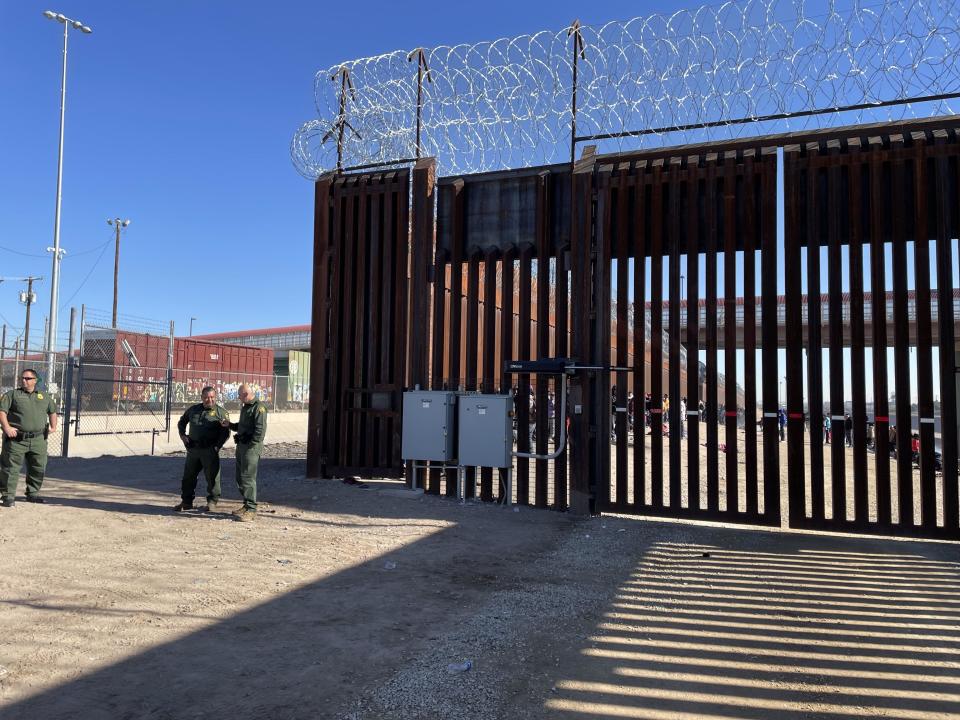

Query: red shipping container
81,330,274,405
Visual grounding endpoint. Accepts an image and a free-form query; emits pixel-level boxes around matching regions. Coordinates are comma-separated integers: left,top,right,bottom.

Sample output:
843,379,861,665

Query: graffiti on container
173,378,272,404
107,376,272,406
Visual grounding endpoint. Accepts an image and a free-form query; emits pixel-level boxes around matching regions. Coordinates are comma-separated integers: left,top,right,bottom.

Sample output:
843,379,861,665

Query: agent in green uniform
222,383,267,522
0,368,58,507
173,386,230,513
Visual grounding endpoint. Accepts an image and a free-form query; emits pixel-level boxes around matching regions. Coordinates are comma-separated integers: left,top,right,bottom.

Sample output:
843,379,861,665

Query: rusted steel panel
912,142,937,529
632,179,647,510
464,249,481,498
826,152,846,520
595,170,613,512
570,162,594,515
352,186,368,469
409,159,435,393
392,176,411,471
760,152,780,519
742,154,759,516
308,167,418,481
516,245,533,505
499,248,516,503
427,228,449,495
436,165,571,259
667,162,682,509
649,165,665,508
723,158,739,513
705,162,720,512
368,189,387,471
686,165,701,510
781,127,960,539
482,248,498,502
554,245,569,510
535,173,551,508
615,171,630,508
324,190,344,472
307,175,333,478
784,149,807,528
890,151,914,526
444,181,465,496
847,147,869,526
935,146,959,529
376,185,394,471
337,186,357,470
805,152,826,523
869,148,892,526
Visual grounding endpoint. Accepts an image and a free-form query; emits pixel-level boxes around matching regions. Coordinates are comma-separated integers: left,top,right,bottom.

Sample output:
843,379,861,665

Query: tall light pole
108,218,131,328
189,317,197,336
43,10,92,386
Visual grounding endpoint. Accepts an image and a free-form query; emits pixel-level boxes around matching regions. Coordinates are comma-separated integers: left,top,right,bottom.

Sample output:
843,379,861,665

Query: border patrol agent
0,368,58,507
173,386,230,513
224,383,267,522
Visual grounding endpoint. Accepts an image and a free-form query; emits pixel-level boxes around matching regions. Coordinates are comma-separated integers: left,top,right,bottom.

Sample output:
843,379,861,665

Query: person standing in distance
221,384,267,522
173,386,231,513
0,369,58,507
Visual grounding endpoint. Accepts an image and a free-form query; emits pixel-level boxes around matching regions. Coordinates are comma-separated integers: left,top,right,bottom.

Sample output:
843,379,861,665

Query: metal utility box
458,394,513,468
401,390,458,462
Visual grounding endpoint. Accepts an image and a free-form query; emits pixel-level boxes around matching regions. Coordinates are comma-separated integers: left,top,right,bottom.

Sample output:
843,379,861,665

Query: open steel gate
582,146,781,527
308,118,960,540
784,128,960,540
307,166,412,479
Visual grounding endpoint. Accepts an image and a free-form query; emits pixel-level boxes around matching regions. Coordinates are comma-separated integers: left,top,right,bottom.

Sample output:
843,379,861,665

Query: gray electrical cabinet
401,390,458,462
458,394,513,468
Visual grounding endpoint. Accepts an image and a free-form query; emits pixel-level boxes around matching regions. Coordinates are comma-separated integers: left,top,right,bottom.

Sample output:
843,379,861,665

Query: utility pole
108,218,131,327
19,276,42,357
1,276,42,366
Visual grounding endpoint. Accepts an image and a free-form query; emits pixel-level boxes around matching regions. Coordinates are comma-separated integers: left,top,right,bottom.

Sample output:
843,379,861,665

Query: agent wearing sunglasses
0,369,58,507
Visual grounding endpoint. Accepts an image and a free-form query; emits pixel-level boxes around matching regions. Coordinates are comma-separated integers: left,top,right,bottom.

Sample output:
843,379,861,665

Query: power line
0,309,21,332
0,245,47,258
70,238,112,257
0,237,112,259
59,240,110,310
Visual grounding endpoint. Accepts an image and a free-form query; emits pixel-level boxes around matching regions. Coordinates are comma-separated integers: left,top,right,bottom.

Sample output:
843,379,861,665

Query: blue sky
1,0,693,345
1,1,955,409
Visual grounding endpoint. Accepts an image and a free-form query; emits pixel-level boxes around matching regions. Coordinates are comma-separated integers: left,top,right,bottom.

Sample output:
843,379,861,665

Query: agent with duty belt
0,368,58,507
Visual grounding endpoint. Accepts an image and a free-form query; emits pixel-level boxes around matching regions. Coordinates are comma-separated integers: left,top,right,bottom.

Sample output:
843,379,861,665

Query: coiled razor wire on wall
292,0,960,178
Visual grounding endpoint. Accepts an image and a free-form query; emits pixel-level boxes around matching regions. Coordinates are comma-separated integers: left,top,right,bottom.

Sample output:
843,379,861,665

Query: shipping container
80,330,274,408
172,337,274,407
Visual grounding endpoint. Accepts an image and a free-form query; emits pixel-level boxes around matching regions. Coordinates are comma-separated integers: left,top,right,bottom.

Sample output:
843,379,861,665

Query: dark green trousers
181,446,222,504
235,442,261,510
0,435,48,500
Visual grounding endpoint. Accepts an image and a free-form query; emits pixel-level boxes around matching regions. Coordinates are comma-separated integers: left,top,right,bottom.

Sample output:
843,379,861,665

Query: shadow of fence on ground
546,536,960,719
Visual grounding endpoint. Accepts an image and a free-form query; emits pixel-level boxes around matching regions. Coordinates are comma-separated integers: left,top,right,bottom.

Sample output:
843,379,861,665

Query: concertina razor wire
292,0,960,178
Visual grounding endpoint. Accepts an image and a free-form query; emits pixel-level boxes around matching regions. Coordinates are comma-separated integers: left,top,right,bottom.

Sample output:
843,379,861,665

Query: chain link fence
1,310,310,459
62,311,308,457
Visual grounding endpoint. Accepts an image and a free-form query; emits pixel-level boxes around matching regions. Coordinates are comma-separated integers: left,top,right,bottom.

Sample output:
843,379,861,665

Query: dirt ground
1,446,959,719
